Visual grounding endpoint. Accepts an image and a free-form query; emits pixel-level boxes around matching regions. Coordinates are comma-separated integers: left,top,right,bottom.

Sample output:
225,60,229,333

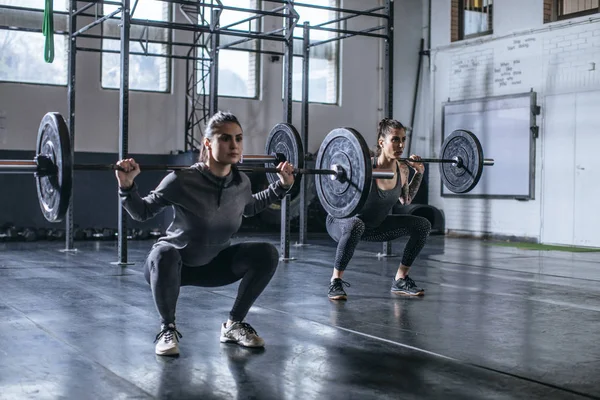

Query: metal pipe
307,24,387,39
65,0,77,251
73,2,95,17
219,5,286,30
313,6,386,28
407,38,424,155
76,46,211,61
309,25,386,48
209,8,220,116
219,27,286,50
73,8,122,37
299,22,310,245
267,0,389,19
118,0,132,265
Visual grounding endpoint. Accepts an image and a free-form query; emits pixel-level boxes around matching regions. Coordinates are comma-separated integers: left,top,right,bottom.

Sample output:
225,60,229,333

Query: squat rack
0,0,395,263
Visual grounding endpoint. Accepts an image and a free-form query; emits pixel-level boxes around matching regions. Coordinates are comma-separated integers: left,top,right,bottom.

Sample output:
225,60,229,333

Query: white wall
0,0,384,157
422,0,600,245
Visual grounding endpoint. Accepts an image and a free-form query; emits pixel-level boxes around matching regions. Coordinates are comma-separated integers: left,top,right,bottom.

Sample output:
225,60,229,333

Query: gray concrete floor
0,233,599,399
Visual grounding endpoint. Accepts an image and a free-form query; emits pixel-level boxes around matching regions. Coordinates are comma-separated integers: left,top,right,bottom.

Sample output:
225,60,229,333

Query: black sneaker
328,278,350,300
391,276,424,296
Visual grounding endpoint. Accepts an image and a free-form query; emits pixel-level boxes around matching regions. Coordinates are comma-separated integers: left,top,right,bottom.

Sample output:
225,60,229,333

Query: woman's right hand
115,158,140,189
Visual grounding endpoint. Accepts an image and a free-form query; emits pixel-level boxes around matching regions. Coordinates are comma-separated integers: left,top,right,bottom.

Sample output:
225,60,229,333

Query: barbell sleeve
0,160,39,174
372,170,395,179
483,159,494,166
239,155,280,164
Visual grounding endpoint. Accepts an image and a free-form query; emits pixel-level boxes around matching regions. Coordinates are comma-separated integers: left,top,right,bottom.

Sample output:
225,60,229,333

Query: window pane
292,56,335,104
198,0,258,99
0,29,67,85
102,1,170,92
0,0,67,11
101,39,169,92
104,0,169,22
462,0,493,37
290,0,339,104
560,0,599,16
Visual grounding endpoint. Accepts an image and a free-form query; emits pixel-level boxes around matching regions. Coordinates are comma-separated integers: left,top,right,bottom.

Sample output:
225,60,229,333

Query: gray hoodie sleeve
119,173,178,221
243,180,290,217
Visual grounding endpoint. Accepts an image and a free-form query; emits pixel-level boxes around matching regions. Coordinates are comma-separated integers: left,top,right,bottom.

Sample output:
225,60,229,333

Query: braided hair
375,118,405,156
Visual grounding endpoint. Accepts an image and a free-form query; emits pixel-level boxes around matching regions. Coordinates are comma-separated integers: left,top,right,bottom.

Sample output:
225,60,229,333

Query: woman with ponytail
325,118,431,300
114,111,295,356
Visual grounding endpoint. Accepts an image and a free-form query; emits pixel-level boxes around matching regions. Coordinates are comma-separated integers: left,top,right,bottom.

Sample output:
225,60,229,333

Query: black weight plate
264,123,304,187
439,129,484,193
315,128,371,219
35,112,72,222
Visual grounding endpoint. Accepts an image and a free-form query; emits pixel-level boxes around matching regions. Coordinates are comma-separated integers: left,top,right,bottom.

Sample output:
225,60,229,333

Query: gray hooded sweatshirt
119,162,289,266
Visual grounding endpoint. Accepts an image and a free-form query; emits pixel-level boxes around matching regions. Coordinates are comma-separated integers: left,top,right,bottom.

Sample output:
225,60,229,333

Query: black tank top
358,159,402,228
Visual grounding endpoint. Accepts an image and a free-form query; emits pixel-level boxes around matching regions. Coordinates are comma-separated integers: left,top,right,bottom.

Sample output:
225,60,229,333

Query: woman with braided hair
326,118,431,300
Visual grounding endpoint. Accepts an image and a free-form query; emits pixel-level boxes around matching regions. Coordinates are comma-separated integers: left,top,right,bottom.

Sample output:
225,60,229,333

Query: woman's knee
247,242,279,272
414,217,432,237
145,245,182,282
346,218,366,237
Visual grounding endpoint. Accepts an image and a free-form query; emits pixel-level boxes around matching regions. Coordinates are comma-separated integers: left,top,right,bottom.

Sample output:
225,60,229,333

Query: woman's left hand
277,161,295,188
406,154,425,174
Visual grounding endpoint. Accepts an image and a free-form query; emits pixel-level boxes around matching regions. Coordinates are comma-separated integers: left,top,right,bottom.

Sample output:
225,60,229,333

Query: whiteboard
441,91,538,199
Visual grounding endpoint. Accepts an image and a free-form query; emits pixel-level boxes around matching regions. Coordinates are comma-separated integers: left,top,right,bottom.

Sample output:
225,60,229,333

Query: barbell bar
0,112,493,223
399,157,495,166
0,112,397,223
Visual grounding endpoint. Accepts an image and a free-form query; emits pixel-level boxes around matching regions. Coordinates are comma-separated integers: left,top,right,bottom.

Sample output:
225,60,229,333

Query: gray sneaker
391,276,424,296
328,278,351,300
220,322,265,348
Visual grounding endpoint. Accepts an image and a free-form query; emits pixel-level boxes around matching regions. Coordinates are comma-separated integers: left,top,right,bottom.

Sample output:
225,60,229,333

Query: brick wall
544,0,553,23
451,0,460,42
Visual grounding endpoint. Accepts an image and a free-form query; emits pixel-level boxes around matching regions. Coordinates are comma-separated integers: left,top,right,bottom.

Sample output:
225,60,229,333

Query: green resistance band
43,0,54,63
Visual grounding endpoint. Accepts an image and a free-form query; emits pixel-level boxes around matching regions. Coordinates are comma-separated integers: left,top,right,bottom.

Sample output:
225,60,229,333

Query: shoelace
154,326,183,344
403,276,417,288
329,279,351,292
231,322,258,337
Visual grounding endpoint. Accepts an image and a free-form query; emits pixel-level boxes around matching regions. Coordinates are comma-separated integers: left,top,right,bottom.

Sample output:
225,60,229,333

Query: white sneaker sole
155,346,180,356
220,337,265,348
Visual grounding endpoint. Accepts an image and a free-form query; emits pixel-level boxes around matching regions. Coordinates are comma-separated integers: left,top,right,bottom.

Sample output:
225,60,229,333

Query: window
0,0,67,85
198,0,259,99
544,0,599,22
102,0,171,92
291,0,339,104
451,0,494,42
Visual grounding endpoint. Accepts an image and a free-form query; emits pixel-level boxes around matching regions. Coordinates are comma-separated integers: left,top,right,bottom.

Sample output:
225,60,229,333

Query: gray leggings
326,215,432,271
144,242,279,325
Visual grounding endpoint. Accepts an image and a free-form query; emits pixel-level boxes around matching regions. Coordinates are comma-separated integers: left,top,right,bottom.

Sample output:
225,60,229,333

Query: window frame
453,0,494,42
99,2,173,94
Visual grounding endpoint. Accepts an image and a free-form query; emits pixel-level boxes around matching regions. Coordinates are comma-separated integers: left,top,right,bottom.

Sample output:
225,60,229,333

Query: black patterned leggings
144,242,279,325
326,214,432,271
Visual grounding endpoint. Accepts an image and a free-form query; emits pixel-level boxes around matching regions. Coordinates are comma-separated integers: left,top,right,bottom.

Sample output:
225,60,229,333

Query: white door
573,92,600,247
541,94,576,246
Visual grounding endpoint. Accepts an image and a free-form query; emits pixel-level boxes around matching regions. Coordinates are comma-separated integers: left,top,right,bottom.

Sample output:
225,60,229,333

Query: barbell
0,112,493,223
